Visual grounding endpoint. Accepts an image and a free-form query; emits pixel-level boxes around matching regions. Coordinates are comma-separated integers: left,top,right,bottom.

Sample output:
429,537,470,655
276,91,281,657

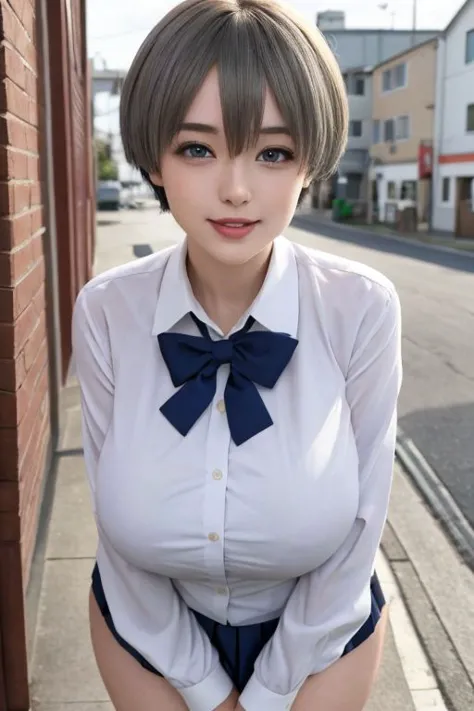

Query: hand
235,704,245,710
213,688,239,710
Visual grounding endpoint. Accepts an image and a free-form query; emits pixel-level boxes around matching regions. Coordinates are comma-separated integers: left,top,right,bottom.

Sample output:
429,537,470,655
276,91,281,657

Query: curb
395,428,474,572
291,212,474,260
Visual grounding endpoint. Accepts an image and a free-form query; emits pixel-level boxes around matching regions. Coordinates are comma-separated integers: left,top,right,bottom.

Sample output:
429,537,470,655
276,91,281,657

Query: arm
72,285,234,711
238,288,402,711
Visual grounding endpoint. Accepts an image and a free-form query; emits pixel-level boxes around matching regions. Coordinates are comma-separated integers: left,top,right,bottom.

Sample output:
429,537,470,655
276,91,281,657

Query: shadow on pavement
291,214,474,275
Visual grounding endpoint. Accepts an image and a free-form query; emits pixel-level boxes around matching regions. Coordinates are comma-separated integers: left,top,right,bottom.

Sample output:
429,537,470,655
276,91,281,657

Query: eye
258,148,294,164
176,143,213,159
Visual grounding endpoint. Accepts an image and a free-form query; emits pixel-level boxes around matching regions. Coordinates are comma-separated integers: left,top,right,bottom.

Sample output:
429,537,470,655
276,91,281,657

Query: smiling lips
208,218,260,239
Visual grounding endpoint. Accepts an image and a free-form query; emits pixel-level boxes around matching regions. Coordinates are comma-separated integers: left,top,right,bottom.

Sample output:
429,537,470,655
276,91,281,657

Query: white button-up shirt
72,236,402,711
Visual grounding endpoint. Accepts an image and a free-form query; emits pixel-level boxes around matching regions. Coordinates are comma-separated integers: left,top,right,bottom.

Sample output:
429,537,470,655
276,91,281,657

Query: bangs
120,0,347,182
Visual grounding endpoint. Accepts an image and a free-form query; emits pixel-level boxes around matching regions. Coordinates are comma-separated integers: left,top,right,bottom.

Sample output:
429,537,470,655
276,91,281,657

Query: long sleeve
239,287,403,711
72,285,234,711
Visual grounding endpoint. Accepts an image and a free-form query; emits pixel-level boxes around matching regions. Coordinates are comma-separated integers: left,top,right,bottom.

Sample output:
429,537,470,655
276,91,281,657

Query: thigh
89,590,188,711
292,605,389,711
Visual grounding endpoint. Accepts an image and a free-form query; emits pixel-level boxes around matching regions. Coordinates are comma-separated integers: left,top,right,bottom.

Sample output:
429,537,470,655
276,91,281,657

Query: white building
432,0,474,237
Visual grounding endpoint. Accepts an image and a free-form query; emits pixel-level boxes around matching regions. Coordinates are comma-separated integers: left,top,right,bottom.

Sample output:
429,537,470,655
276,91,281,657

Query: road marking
376,550,448,711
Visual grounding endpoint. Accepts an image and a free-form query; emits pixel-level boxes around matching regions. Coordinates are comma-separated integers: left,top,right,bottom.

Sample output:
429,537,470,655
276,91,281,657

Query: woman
72,1,402,709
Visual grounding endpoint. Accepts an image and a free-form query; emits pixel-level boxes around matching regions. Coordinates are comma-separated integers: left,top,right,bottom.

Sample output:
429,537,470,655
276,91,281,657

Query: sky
87,0,466,71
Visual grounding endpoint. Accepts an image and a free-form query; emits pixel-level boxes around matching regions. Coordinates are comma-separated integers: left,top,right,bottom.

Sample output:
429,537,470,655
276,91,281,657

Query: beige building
370,38,438,225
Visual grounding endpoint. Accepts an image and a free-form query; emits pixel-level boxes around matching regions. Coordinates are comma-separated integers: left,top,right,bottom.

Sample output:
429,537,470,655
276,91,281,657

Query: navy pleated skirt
91,563,385,692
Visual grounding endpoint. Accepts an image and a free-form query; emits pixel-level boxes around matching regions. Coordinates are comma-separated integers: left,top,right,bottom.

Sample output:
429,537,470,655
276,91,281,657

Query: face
150,67,311,267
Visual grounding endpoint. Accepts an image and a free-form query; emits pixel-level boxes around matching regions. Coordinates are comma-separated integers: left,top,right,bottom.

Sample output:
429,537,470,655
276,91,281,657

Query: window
401,181,417,200
384,118,395,142
382,62,407,92
345,75,366,95
394,63,407,88
373,119,381,143
396,115,410,140
382,69,391,91
387,181,397,199
349,120,363,137
354,77,365,96
442,177,451,203
466,29,474,63
467,104,474,132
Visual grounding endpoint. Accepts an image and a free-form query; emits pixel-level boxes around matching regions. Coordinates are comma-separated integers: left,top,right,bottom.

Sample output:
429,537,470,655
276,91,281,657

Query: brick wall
0,0,50,586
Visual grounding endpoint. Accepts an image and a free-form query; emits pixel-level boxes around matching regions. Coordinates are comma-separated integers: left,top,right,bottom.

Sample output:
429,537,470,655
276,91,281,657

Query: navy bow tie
157,314,298,445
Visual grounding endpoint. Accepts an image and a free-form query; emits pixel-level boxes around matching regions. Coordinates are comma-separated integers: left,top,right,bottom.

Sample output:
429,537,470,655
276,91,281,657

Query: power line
89,26,149,41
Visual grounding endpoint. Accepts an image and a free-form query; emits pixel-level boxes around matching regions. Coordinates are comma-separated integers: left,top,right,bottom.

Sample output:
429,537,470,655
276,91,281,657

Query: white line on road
376,550,448,711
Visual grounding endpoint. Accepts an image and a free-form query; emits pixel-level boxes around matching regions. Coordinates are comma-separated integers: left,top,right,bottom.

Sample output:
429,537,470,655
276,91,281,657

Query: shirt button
216,587,228,595
212,469,223,480
216,399,226,413
208,532,220,542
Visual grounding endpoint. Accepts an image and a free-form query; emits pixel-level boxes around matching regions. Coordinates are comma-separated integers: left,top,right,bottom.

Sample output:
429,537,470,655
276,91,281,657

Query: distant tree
95,138,119,180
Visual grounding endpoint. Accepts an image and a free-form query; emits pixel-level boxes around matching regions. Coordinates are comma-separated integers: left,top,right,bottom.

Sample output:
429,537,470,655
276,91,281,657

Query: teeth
224,223,245,227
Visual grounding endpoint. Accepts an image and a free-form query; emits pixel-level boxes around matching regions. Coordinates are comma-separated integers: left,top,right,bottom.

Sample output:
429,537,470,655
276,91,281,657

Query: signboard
418,143,433,179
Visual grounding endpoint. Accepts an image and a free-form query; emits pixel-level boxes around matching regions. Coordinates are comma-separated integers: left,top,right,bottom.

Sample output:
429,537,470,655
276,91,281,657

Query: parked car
96,180,122,210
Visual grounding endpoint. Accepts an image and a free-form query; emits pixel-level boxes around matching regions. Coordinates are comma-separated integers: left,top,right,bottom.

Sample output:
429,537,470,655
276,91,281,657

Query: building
0,1,94,708
370,38,438,225
317,15,439,202
316,10,345,31
432,0,474,237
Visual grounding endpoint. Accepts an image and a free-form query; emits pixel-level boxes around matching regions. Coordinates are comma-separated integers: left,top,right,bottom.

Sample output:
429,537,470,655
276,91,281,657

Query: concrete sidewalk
28,209,472,710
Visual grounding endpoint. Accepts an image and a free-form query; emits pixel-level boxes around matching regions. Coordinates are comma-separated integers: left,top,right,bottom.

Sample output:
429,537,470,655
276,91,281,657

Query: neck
186,241,273,334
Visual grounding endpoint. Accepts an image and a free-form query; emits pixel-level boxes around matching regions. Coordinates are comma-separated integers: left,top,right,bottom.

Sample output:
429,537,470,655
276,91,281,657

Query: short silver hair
120,0,348,211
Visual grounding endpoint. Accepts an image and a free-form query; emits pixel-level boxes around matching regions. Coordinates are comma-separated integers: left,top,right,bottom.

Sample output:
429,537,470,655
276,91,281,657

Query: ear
148,171,163,187
302,175,312,189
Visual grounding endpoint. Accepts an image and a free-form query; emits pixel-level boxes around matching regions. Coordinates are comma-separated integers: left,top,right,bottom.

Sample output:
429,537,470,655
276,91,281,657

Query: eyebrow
177,122,291,136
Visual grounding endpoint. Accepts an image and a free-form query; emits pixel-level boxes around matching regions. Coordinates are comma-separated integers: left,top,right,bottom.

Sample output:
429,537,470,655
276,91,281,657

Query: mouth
208,218,260,240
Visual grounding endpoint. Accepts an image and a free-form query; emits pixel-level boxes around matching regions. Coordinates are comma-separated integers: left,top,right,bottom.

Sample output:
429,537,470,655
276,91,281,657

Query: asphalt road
290,213,474,530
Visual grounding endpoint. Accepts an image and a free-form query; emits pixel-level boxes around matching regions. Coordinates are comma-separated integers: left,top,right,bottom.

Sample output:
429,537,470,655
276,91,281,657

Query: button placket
203,366,231,614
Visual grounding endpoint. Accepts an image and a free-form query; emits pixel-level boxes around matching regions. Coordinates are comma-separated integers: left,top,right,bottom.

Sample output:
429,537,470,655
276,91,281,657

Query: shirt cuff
239,674,303,711
176,663,234,711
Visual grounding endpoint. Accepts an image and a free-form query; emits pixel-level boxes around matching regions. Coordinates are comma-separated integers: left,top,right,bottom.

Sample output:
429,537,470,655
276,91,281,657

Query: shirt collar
151,236,299,338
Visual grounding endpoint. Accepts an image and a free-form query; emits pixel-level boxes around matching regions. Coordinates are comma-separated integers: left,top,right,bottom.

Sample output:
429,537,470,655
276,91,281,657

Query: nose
218,159,251,207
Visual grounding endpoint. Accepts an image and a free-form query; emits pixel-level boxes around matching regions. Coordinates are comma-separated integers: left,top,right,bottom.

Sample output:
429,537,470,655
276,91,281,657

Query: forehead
183,67,284,129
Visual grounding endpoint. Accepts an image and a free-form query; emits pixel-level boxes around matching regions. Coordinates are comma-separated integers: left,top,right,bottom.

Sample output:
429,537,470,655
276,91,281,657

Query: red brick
0,79,30,123
0,146,29,180
28,152,39,180
0,391,16,426
30,205,42,233
17,366,48,458
0,298,39,358
0,252,13,284
28,98,38,126
25,125,38,152
22,317,45,373
0,428,19,480
0,481,20,512
24,68,36,100
13,258,45,317
7,343,47,426
0,115,28,150
1,2,33,61
0,512,21,540
0,182,31,217
0,286,14,322
7,0,36,40
29,181,40,206
0,210,32,249
0,357,16,391
0,45,26,90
